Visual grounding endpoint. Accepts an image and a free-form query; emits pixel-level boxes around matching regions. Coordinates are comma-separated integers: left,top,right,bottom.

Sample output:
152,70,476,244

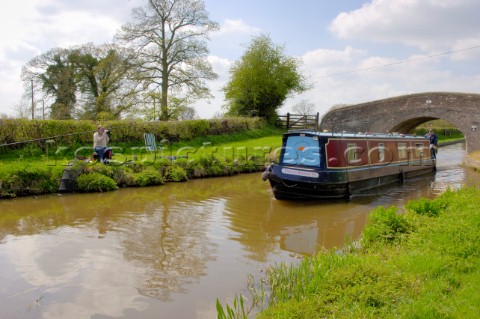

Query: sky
1,0,479,120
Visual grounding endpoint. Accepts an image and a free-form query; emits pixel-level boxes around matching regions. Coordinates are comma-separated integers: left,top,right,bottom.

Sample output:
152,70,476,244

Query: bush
362,206,413,246
404,197,445,217
164,165,188,182
132,167,164,187
0,165,63,198
76,172,118,192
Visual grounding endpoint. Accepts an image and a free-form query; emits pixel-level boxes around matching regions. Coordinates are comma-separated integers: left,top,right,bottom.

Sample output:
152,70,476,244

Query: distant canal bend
0,142,478,319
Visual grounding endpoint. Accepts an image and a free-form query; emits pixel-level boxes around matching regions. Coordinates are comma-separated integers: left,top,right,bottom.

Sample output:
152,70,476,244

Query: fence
276,113,319,130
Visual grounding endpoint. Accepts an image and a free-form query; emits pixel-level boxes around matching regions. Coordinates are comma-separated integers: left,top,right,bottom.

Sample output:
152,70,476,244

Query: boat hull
263,161,435,200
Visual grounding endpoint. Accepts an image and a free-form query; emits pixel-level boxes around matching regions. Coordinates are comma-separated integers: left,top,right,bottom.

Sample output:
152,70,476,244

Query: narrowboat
262,130,436,200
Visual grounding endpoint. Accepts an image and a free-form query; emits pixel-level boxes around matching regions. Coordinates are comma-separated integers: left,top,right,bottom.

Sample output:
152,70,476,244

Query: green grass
175,135,283,161
217,187,480,319
417,119,457,129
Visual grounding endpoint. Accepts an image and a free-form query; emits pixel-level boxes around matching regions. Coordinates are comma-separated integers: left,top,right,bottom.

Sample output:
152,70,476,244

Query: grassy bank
218,187,480,318
0,126,284,198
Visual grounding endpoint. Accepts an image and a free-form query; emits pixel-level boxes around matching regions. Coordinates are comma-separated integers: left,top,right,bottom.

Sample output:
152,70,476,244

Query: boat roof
286,129,427,140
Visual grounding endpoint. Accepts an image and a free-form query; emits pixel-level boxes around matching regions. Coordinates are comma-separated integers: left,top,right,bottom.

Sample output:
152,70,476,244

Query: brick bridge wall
319,92,480,154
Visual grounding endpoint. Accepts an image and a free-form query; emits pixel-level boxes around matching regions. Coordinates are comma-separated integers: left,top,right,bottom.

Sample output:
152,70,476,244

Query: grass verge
217,187,480,318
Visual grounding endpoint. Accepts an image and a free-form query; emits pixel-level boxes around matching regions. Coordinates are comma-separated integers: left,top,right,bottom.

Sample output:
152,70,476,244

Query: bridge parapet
319,92,480,153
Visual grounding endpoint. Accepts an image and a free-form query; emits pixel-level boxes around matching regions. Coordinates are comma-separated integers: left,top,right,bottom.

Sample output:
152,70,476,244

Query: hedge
0,117,266,151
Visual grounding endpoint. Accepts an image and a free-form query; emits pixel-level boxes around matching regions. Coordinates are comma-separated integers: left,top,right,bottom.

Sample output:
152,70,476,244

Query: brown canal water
1,142,479,319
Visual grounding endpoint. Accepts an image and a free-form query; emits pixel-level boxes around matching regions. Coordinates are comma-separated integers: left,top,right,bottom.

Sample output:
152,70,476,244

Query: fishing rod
0,124,123,148
0,130,96,147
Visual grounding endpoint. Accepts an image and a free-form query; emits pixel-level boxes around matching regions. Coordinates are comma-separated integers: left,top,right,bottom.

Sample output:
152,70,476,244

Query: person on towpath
93,125,109,163
425,129,438,159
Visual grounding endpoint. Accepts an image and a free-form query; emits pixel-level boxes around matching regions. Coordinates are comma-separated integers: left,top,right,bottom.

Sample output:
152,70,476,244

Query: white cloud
212,19,261,38
329,0,480,51
207,55,232,77
302,46,367,74
208,19,263,61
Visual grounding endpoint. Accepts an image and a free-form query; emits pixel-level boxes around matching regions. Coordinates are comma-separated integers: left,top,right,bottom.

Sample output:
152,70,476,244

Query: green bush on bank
76,172,118,192
218,187,480,318
404,196,447,217
164,165,188,182
0,164,63,198
361,205,413,247
132,166,165,187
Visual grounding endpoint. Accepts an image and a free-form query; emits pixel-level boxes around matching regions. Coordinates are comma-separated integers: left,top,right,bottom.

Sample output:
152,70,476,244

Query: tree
223,34,308,123
21,48,77,119
21,44,141,120
169,101,196,120
115,0,219,121
43,55,77,119
177,106,196,120
292,99,316,115
70,44,141,120
328,103,351,111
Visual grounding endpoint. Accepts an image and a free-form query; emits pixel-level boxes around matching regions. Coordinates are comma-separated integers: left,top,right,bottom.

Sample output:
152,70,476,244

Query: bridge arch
319,92,480,153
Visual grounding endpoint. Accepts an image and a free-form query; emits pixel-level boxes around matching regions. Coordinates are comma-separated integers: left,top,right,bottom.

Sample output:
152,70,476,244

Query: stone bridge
319,92,480,154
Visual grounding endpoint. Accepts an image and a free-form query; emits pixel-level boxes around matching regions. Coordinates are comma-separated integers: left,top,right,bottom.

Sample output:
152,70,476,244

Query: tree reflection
119,202,217,301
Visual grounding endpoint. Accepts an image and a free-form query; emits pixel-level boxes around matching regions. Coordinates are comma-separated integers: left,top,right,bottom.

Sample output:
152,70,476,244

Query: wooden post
287,112,290,129
31,79,34,120
316,112,319,130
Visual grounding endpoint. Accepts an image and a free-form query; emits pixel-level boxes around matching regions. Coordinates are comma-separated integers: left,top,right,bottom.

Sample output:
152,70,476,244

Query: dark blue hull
263,162,435,200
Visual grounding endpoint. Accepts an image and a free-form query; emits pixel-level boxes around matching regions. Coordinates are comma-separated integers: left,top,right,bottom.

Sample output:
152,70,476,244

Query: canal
0,142,478,319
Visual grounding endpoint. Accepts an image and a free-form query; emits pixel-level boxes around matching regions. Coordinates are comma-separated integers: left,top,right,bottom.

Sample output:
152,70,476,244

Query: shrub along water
76,172,118,192
217,187,480,318
0,163,64,198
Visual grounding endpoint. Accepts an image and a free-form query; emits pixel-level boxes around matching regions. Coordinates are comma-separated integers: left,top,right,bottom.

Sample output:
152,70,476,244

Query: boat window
378,143,385,162
347,143,358,163
282,135,320,166
415,143,424,157
398,143,407,159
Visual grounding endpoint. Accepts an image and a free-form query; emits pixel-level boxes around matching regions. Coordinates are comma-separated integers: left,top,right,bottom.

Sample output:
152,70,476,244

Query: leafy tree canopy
21,44,140,120
223,34,309,123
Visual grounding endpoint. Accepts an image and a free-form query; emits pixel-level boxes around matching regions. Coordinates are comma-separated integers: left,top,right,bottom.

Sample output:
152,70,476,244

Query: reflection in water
0,142,479,318
225,194,372,258
0,189,222,318
120,200,218,301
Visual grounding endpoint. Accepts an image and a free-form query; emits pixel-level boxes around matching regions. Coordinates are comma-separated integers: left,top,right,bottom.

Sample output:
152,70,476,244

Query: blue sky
1,0,479,120
205,0,368,57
